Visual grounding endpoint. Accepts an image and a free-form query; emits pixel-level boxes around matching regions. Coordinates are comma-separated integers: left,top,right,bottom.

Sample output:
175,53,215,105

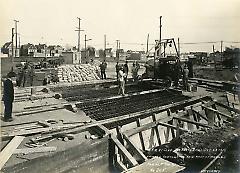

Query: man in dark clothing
3,72,15,121
100,60,107,79
123,61,129,83
187,60,193,78
173,60,182,87
115,62,120,80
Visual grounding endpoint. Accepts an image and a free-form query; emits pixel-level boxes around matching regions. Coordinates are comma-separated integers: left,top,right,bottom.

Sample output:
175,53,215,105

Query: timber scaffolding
1,79,240,173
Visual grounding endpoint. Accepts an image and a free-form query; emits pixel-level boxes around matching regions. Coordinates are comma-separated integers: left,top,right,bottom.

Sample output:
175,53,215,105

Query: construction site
1,36,240,173
1,1,240,172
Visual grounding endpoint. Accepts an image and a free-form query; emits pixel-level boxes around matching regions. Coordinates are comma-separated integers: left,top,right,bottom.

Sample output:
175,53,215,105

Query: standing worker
123,61,129,83
2,72,15,122
183,65,189,91
100,60,107,79
29,65,35,86
173,60,182,87
118,65,126,96
115,61,120,80
132,62,137,82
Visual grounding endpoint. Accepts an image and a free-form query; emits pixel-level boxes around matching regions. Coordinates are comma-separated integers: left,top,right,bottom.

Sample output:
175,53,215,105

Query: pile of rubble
57,64,101,83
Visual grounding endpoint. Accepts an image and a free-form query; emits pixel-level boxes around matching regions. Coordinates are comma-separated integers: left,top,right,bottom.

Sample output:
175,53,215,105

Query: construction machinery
142,38,181,87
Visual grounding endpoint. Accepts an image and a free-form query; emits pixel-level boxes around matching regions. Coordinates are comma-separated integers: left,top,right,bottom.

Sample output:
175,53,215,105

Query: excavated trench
50,81,239,172
146,115,240,173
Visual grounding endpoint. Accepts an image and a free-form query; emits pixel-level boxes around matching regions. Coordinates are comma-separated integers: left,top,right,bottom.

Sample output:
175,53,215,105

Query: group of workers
99,60,141,96
116,61,140,96
16,62,35,87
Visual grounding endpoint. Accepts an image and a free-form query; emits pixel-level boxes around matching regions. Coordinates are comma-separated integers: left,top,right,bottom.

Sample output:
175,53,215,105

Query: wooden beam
125,115,174,137
192,109,208,121
115,160,128,172
202,106,234,120
173,116,212,128
157,122,189,132
201,151,223,172
122,134,148,162
136,119,146,151
14,147,56,154
214,101,240,114
111,137,138,167
0,136,25,170
152,114,161,146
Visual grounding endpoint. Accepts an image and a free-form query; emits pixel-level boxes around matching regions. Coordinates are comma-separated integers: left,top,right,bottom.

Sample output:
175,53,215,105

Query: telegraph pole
14,19,19,57
116,40,120,59
220,40,223,62
84,34,92,62
159,16,162,58
11,28,14,58
104,35,106,58
75,17,84,52
146,33,149,54
177,37,180,58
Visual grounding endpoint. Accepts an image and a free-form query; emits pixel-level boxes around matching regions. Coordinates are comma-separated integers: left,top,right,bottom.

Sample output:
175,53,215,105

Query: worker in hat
2,72,15,121
118,65,126,96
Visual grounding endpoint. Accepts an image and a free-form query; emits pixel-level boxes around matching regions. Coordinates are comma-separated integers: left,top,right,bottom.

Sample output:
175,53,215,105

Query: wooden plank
158,122,189,132
173,116,212,128
214,101,240,114
115,160,128,172
125,115,174,137
127,157,185,173
192,109,208,121
152,114,161,146
111,137,138,167
202,106,234,120
122,134,148,162
136,119,146,151
14,147,57,154
201,151,223,172
0,136,25,170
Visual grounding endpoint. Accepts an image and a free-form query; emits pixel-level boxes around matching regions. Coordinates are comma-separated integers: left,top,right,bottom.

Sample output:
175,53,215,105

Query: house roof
36,44,47,50
21,43,36,49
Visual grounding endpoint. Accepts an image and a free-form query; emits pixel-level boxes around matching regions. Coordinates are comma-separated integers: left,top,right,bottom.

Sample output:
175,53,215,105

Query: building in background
62,51,81,64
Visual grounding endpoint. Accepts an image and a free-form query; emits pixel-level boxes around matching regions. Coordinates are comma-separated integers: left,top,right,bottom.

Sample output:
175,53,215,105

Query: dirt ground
194,66,239,82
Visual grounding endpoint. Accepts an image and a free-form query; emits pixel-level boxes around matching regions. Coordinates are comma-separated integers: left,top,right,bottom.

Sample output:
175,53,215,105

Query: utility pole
146,33,149,54
212,45,215,53
159,16,162,58
104,35,106,59
177,37,180,58
75,17,84,52
84,34,92,62
14,19,19,57
11,28,14,59
220,41,223,63
116,40,120,60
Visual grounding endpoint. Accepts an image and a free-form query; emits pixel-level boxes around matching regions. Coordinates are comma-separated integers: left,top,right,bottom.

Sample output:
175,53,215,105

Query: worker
115,61,120,80
99,60,107,79
173,60,182,87
123,61,129,83
183,65,189,91
132,62,138,82
2,72,15,122
187,60,193,78
29,65,35,86
118,65,126,96
22,62,29,87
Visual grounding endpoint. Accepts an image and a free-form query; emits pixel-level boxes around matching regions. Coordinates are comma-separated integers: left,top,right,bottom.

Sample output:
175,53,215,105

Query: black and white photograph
0,0,240,172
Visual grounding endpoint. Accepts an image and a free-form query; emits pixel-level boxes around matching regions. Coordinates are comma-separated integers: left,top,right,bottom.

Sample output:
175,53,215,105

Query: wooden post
152,114,161,146
136,118,146,151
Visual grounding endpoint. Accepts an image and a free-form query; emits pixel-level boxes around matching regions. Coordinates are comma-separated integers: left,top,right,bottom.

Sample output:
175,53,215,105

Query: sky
1,0,240,53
